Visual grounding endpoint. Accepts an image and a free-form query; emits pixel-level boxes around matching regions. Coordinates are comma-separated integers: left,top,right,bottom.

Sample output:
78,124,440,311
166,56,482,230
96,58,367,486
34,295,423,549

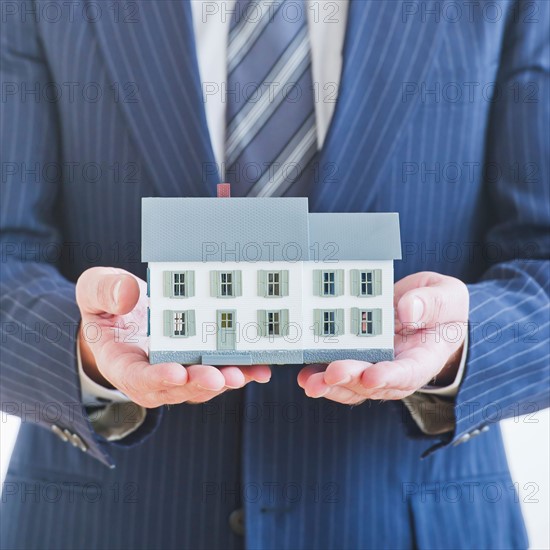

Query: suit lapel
314,0,445,211
88,0,218,197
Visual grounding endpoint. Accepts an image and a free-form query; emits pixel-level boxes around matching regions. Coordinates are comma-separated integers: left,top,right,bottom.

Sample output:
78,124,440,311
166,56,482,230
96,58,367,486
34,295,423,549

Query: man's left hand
297,272,469,404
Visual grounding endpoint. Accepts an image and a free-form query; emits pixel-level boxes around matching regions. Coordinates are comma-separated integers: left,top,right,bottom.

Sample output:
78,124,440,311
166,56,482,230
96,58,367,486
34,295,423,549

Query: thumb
396,275,469,327
76,267,141,316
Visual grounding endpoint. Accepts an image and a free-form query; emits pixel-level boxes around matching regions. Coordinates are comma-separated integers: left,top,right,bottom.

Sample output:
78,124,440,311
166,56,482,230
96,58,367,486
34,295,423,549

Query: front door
217,310,236,350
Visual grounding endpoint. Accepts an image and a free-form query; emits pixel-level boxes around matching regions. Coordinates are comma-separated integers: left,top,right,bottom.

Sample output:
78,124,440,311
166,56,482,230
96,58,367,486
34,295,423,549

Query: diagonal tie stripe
226,25,309,165
225,0,317,197
227,1,284,74
253,112,317,197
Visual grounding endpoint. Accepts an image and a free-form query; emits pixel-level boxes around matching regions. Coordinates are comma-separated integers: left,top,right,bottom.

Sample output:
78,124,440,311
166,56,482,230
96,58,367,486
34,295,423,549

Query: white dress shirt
79,0,466,435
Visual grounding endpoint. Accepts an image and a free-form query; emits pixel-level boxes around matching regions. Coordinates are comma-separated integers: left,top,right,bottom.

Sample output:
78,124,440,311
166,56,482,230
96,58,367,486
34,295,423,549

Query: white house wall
149,260,394,360
149,261,304,354
301,260,394,351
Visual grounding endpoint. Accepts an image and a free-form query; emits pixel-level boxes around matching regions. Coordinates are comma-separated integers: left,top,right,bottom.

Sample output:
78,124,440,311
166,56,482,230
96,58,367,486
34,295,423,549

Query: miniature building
142,186,401,365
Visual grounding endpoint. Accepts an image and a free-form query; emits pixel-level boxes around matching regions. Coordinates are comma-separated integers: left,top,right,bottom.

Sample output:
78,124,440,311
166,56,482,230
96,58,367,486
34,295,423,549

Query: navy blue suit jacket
1,1,548,548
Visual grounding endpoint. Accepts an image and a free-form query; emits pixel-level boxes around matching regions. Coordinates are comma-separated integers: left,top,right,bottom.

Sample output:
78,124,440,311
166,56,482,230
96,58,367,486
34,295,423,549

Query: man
1,0,548,548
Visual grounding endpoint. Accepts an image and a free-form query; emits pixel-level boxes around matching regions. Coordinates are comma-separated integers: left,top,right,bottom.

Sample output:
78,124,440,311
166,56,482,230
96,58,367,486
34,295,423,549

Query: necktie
225,0,317,197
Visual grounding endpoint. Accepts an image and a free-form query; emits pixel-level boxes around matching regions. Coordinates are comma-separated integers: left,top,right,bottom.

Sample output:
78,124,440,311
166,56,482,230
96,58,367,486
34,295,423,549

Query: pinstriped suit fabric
1,1,548,548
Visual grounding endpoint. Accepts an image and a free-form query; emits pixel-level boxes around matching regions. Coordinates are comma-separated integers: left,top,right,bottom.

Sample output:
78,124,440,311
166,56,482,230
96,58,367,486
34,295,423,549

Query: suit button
63,429,76,445
70,433,88,452
51,424,69,442
229,508,245,536
453,433,471,446
62,429,88,452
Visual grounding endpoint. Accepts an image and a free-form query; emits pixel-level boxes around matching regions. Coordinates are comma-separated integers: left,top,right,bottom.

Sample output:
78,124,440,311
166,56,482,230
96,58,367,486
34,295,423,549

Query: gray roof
142,198,401,262
308,212,402,260
142,197,310,262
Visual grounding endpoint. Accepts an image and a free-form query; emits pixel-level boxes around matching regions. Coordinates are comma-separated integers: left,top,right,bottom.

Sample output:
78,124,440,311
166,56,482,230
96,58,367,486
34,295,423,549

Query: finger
302,371,331,398
240,364,272,384
360,345,449,392
395,273,469,329
97,343,188,396
297,364,326,388
393,271,443,307
92,331,225,395
302,371,367,404
200,364,272,390
320,360,390,403
76,267,140,316
180,364,226,392
323,360,372,387
301,368,413,404
150,365,231,406
218,366,247,389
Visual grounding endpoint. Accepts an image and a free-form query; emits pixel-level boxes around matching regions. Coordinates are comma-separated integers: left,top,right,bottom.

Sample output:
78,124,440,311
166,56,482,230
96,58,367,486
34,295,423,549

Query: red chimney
217,183,231,198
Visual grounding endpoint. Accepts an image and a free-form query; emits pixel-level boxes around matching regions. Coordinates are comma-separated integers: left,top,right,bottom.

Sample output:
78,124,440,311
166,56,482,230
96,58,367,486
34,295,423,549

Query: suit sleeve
417,1,550,455
0,8,161,468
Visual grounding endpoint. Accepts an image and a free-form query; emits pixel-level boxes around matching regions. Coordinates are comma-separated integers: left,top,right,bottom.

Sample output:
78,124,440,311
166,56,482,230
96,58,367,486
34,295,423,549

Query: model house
142,185,401,366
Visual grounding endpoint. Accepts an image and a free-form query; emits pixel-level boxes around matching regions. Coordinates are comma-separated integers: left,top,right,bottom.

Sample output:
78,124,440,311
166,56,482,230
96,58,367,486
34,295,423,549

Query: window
350,269,382,297
351,308,382,336
323,310,336,335
257,309,289,337
211,271,242,298
163,271,195,298
257,270,289,297
313,270,344,297
163,310,196,338
267,311,280,336
173,272,186,297
220,272,233,297
174,311,186,336
361,271,373,296
313,309,344,337
221,311,233,329
323,272,335,296
268,272,280,296
361,310,374,335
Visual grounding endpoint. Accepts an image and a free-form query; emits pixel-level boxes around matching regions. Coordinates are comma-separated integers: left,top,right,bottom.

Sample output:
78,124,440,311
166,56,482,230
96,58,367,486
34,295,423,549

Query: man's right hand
75,267,271,408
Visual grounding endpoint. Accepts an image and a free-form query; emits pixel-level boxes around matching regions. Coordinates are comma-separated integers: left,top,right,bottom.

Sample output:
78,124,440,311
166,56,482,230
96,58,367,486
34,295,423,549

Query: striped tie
225,0,318,197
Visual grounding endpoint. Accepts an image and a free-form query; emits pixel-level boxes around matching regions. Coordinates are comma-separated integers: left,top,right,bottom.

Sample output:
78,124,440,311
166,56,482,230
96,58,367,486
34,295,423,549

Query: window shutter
351,308,359,335
335,309,345,336
163,271,173,298
187,310,196,337
233,271,242,296
280,309,289,336
280,270,289,296
257,310,267,337
163,310,173,337
146,268,151,297
258,270,267,297
373,309,382,335
312,270,322,296
210,271,219,297
335,270,344,296
147,307,151,337
350,270,359,297
374,269,382,296
186,271,195,297
313,309,322,336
